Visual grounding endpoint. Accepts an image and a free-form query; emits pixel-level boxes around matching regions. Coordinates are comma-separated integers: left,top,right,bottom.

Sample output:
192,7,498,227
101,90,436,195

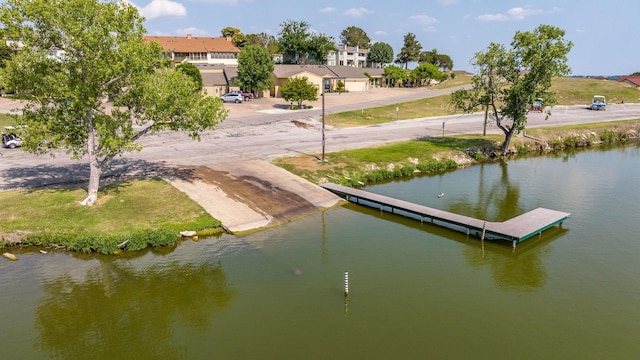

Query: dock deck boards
321,183,570,243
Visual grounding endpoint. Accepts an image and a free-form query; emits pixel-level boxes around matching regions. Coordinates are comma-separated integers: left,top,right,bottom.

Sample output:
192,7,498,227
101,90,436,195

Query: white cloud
139,0,187,19
507,7,542,20
410,15,438,25
477,13,509,22
476,7,542,22
175,27,209,36
320,7,337,13
343,7,372,18
438,0,460,4
374,30,388,36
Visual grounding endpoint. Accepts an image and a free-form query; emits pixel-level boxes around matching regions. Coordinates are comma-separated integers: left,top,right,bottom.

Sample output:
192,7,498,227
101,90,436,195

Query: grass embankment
325,75,473,127
326,76,640,128
0,113,18,128
275,120,640,187
0,179,222,254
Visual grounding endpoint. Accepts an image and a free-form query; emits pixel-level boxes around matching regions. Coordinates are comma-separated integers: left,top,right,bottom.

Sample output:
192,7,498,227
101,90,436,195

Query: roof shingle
144,35,240,53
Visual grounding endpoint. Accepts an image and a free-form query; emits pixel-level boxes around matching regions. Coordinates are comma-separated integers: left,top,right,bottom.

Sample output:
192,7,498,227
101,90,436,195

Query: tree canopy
383,65,408,87
277,20,334,65
419,49,453,72
245,32,280,55
367,42,394,67
410,63,446,87
175,62,203,91
280,76,318,108
235,45,274,93
450,24,573,152
0,0,228,205
395,33,422,69
339,26,371,48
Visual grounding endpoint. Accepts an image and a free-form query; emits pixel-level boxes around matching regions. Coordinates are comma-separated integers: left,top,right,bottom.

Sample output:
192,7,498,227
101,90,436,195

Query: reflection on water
35,258,235,359
1,145,639,359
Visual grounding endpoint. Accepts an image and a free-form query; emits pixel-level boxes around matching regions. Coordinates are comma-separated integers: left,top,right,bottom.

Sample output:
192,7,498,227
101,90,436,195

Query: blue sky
135,0,635,75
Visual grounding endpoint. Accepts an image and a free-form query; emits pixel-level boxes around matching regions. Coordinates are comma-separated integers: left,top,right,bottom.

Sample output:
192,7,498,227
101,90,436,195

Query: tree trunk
80,108,101,206
80,160,102,206
501,129,516,153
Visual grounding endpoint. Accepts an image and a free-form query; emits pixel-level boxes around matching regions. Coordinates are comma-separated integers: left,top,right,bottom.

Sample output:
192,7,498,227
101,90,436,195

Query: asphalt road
1,91,639,190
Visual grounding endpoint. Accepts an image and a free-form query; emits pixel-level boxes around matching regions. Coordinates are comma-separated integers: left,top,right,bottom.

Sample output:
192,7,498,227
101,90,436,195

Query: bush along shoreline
1,226,224,255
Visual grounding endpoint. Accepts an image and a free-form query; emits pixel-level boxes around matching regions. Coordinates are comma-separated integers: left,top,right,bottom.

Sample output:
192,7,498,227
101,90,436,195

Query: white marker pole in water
344,271,349,297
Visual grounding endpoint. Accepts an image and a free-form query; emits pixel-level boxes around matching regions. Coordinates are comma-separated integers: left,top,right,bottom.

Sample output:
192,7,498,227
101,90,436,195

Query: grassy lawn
325,75,473,127
275,119,640,186
550,77,640,105
0,113,19,129
274,135,501,185
0,178,219,238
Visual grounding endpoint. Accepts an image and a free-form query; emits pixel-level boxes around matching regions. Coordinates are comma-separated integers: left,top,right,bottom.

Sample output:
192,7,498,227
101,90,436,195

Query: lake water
1,145,639,359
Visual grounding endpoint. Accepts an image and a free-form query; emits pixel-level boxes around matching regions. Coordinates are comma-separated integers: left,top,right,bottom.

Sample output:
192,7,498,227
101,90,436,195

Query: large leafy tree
410,63,446,87
450,24,573,152
277,20,311,64
367,42,394,67
383,65,408,87
280,76,318,108
419,49,453,72
175,62,203,91
220,26,248,48
395,32,422,69
339,26,371,48
307,33,336,65
235,45,274,93
0,0,228,205
245,32,280,55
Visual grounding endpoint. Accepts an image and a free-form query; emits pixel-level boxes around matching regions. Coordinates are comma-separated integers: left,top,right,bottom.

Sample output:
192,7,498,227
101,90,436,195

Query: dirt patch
188,166,318,224
279,156,347,173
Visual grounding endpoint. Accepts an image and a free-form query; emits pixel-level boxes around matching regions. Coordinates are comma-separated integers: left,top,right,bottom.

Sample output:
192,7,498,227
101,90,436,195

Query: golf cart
1,126,23,149
591,95,606,111
530,98,544,113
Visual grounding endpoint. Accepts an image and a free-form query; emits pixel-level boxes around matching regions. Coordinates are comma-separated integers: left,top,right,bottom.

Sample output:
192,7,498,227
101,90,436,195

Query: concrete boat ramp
165,160,343,234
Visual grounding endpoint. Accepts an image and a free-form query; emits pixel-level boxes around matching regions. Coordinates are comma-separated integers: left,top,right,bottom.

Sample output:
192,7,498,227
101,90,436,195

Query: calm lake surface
1,145,639,359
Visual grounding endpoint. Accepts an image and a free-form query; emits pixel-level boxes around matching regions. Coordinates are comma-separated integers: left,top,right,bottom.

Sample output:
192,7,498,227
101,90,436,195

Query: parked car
233,90,254,101
1,126,23,149
220,92,244,103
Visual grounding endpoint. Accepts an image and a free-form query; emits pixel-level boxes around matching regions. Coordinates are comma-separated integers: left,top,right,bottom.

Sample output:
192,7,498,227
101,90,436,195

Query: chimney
187,34,192,39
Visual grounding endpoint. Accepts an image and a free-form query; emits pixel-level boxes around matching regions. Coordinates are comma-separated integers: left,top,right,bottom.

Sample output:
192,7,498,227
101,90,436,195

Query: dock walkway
321,183,570,245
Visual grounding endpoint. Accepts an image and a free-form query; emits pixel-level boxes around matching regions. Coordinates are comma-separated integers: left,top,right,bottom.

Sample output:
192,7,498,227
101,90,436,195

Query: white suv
220,92,244,103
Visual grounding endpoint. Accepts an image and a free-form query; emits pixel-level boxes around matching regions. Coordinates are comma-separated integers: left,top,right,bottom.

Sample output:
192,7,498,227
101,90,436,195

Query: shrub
21,228,181,254
600,129,616,143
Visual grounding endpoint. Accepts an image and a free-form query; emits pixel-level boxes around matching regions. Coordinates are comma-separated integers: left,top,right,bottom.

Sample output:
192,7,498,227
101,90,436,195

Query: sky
109,1,640,75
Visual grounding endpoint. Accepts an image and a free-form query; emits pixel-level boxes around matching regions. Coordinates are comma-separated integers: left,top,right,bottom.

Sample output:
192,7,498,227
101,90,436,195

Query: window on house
187,52,207,60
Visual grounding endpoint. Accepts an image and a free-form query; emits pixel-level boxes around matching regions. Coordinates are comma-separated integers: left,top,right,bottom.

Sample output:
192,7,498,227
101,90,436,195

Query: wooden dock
321,183,571,245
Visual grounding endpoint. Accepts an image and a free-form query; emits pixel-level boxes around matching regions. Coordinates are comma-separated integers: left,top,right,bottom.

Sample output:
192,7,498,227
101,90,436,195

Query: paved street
1,89,639,190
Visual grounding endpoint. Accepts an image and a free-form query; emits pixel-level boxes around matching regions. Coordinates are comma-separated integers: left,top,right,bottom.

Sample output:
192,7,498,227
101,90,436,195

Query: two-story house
143,34,240,66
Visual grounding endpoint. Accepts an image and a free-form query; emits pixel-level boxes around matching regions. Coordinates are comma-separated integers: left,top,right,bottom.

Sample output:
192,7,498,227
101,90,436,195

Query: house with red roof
143,34,240,66
617,76,640,88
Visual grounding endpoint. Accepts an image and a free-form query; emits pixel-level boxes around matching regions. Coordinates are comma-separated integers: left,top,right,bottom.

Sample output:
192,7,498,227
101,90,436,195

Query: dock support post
512,240,517,249
481,222,486,241
344,271,349,297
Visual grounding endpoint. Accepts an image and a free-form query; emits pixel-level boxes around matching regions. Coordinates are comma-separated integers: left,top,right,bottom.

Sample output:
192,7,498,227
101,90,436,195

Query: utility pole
321,92,326,162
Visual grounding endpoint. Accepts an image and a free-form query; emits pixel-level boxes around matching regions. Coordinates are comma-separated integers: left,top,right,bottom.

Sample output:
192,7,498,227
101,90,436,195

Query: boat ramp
320,183,570,247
